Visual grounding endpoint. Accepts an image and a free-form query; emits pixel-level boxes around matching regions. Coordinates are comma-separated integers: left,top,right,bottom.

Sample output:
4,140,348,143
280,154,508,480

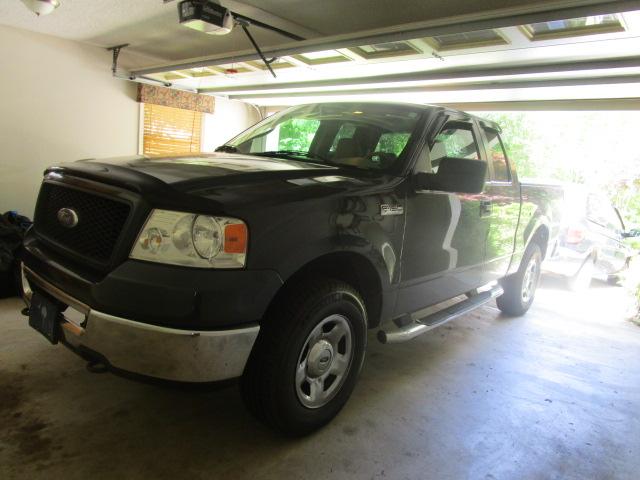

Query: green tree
278,118,320,151
480,112,537,178
481,111,640,230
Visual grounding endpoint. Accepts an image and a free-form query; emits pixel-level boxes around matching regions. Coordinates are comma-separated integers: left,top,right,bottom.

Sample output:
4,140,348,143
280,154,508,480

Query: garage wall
0,25,139,217
201,98,262,151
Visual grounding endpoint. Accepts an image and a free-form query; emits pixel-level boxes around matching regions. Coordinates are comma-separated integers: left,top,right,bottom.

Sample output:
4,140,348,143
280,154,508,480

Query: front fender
243,189,406,326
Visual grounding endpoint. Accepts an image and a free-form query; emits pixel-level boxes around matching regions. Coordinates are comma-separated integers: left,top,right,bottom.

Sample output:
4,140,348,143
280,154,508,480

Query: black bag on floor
0,211,32,298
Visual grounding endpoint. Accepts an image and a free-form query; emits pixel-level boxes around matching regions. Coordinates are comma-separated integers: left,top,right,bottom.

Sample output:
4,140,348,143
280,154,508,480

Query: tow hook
86,360,109,374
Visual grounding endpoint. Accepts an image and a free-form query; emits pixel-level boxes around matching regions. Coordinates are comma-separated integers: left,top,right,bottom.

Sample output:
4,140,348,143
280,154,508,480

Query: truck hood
47,154,385,212
67,153,338,189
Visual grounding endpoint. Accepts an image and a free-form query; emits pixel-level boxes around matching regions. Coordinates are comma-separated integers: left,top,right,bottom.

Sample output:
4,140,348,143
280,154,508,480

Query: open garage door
119,1,640,111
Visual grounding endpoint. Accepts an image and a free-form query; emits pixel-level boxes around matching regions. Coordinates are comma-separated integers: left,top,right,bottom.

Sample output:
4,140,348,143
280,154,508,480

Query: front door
396,117,490,316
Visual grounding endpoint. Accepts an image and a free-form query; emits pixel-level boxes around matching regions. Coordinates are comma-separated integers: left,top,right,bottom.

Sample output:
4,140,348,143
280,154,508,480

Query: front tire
497,243,542,316
241,278,367,436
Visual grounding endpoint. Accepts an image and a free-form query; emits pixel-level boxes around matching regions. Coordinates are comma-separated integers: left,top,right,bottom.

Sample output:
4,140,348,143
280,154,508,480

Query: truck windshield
219,103,424,171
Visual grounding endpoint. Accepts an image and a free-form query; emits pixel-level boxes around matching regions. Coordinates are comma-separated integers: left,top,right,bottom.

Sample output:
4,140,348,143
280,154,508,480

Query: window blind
143,103,202,156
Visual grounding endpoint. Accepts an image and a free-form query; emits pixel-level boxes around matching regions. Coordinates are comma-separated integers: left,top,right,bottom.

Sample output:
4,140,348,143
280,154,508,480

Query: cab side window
435,125,479,160
417,122,480,173
483,128,511,182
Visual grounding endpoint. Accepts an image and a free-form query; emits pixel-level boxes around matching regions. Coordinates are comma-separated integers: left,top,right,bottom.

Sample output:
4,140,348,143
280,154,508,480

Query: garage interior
1,0,640,478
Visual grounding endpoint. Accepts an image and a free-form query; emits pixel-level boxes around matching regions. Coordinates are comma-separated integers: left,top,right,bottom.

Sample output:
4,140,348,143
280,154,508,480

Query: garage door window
143,103,202,156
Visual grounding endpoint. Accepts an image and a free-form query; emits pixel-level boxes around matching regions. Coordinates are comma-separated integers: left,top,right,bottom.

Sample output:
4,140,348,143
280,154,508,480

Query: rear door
396,115,490,315
479,123,521,279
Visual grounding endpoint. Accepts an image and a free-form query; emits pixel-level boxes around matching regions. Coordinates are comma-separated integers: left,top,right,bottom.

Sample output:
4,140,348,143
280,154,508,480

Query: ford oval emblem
57,208,79,228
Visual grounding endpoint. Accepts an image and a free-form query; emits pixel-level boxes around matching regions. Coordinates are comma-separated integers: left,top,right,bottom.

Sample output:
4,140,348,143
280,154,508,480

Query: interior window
254,117,321,153
327,124,408,170
329,123,357,152
375,132,411,156
483,128,511,182
427,123,480,172
143,103,202,155
278,118,320,151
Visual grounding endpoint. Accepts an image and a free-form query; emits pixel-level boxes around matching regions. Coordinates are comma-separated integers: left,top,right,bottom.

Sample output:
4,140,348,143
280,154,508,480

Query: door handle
480,200,492,217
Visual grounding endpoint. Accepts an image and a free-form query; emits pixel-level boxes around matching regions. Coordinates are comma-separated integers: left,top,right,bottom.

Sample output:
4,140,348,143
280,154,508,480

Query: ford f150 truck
20,102,557,435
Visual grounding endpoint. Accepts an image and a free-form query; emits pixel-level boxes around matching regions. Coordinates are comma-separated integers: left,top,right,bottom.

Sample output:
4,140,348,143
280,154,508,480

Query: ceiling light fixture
20,0,61,16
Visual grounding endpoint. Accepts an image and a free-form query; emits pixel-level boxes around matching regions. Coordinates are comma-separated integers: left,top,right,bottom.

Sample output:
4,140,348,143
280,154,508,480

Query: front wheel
241,278,367,436
497,243,542,316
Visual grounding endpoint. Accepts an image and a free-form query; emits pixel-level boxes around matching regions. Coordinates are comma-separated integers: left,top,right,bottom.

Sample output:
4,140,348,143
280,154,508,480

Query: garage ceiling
0,0,567,62
1,0,639,107
132,1,640,108
0,0,632,64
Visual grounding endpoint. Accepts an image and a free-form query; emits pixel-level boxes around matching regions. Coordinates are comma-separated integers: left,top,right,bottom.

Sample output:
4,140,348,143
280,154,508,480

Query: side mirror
414,157,487,194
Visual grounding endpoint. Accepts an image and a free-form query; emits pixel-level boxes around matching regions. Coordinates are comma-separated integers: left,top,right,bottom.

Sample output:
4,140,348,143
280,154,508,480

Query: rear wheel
241,278,367,436
497,243,542,316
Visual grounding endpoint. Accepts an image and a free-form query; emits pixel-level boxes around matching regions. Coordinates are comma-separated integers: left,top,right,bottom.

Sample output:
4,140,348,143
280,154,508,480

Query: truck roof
287,101,502,133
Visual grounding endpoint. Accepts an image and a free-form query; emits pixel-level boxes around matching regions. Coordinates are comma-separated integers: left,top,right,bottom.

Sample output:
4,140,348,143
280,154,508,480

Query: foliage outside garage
480,111,640,226
482,110,640,322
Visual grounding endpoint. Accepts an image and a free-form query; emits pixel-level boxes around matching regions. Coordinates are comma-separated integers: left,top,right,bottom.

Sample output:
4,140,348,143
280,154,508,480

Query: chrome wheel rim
521,255,539,304
295,314,353,409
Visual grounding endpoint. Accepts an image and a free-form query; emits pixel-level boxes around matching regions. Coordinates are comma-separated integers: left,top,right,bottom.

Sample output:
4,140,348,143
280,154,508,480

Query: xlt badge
380,204,404,216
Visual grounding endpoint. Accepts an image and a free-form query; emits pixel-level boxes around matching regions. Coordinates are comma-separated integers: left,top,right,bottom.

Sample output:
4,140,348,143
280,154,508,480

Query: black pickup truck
21,102,557,435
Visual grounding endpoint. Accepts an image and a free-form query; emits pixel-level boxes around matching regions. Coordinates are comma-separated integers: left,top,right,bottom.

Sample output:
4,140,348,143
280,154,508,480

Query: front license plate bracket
28,292,61,345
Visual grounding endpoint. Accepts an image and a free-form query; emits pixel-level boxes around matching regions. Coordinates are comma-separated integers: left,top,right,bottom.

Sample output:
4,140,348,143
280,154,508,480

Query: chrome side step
377,285,504,344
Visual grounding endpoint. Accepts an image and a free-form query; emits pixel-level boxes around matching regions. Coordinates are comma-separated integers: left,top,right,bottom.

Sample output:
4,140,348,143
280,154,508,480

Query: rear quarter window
483,128,510,182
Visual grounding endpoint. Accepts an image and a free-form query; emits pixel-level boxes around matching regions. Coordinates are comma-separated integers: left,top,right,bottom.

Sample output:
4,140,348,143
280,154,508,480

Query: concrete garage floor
1,277,640,480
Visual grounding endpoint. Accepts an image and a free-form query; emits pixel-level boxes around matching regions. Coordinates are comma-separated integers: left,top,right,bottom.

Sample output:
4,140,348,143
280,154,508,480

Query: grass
624,257,640,326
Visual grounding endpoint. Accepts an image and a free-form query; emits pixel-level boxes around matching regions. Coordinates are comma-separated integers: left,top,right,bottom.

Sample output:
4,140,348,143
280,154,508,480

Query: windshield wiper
216,147,372,173
255,150,328,162
215,145,238,153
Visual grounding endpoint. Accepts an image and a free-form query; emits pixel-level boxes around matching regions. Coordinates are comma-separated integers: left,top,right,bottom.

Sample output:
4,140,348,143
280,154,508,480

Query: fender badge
380,204,404,216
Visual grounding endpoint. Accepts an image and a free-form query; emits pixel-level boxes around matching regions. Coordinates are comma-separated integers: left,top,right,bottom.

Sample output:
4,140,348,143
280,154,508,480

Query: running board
377,285,504,344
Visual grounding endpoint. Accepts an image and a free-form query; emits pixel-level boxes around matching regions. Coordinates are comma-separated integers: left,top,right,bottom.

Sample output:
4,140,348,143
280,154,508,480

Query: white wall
201,97,262,151
0,25,139,217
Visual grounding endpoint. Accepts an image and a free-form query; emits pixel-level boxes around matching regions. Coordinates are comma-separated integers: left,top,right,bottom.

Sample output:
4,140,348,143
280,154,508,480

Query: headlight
130,210,247,268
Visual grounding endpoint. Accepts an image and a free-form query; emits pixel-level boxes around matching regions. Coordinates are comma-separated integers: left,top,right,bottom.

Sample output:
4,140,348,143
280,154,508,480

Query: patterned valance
137,84,214,114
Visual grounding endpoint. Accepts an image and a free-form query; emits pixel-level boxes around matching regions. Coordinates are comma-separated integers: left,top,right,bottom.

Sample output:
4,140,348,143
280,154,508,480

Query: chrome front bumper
22,266,259,382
